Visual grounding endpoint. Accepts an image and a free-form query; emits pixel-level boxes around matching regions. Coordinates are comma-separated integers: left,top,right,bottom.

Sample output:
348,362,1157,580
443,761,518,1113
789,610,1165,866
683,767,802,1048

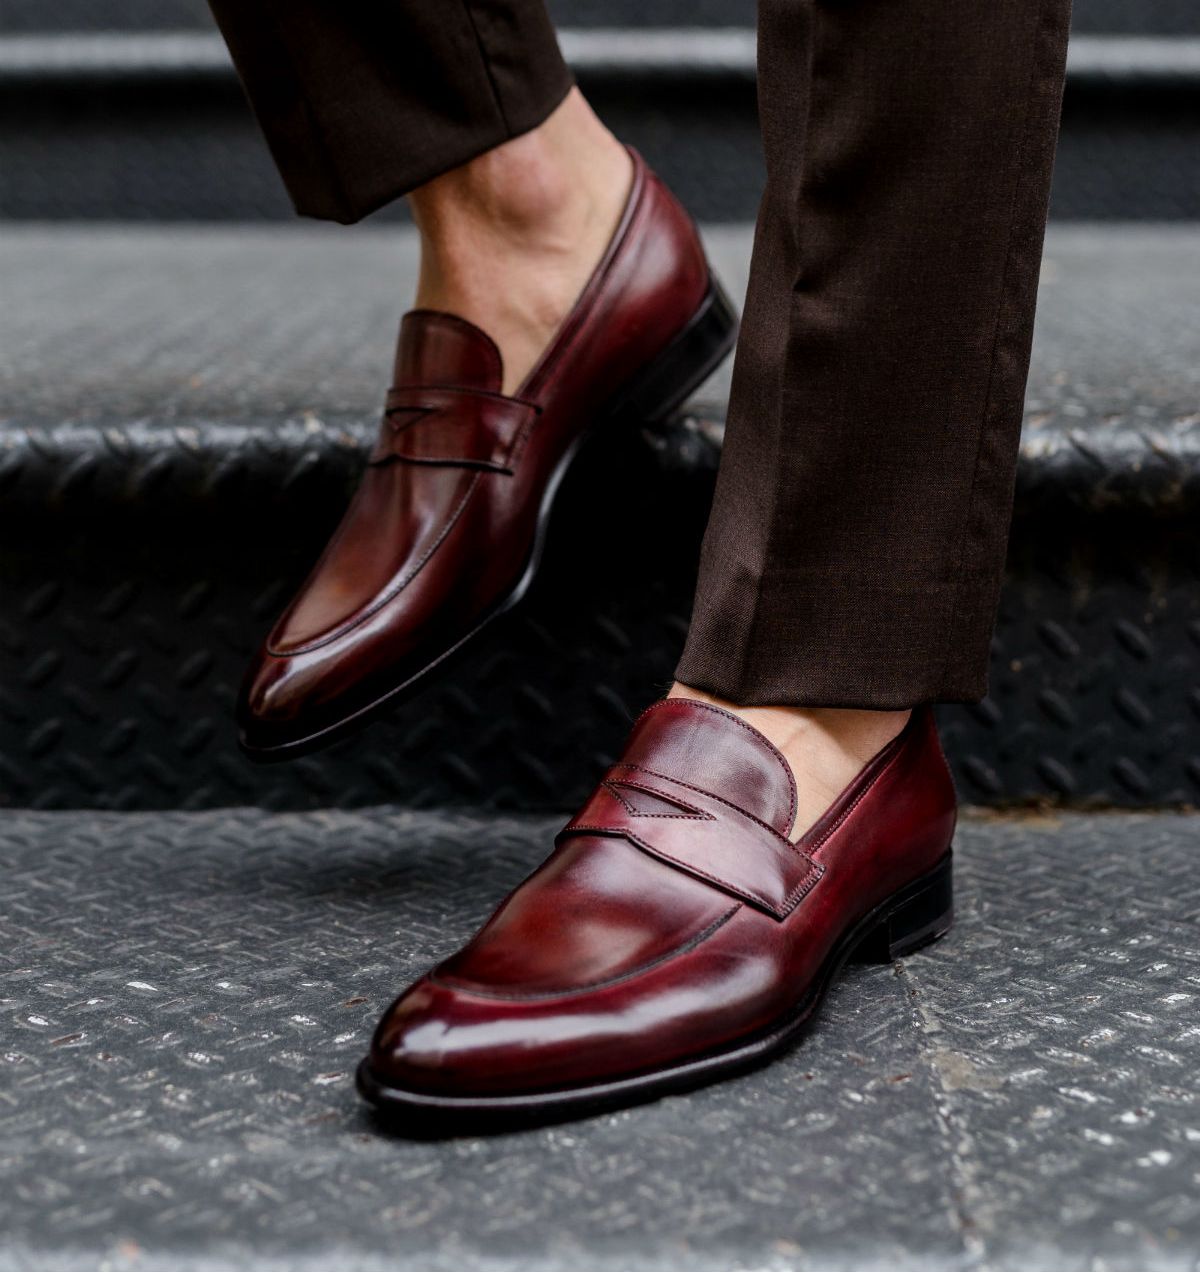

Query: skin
409,88,633,395
668,686,910,843
407,88,912,839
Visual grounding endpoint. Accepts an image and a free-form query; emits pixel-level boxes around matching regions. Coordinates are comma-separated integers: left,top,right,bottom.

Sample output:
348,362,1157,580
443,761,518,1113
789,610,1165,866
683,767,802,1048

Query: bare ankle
407,90,632,391
411,91,629,245
669,683,911,842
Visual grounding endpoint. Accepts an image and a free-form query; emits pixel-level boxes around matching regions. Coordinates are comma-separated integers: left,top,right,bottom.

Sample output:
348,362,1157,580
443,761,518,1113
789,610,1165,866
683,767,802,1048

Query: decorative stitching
430,905,740,1002
562,757,824,919
378,456,513,474
614,762,796,847
377,387,537,470
804,733,908,858
779,858,825,916
386,383,541,413
624,700,798,835
383,405,434,430
566,823,786,915
600,777,711,821
515,154,644,397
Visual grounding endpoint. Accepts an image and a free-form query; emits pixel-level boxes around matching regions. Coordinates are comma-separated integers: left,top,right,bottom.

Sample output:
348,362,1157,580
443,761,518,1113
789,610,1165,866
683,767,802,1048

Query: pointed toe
236,647,341,757
240,653,298,724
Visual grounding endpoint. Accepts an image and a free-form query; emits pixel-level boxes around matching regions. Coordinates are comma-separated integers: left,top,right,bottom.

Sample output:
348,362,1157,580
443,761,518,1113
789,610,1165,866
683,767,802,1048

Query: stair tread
1,806,1196,1268
2,222,1197,433
0,221,1194,815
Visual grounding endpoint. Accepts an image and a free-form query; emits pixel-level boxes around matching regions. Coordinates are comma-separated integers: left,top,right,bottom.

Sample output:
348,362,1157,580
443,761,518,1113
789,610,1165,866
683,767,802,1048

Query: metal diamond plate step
0,222,1197,812
1,807,1197,1270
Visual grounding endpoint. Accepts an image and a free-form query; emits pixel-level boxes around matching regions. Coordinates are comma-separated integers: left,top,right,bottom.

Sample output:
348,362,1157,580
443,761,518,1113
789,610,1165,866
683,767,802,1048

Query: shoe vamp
433,836,737,997
271,463,486,652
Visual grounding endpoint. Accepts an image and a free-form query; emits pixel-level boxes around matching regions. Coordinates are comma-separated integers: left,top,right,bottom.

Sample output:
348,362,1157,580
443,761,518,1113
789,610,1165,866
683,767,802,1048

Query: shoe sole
239,274,739,763
355,851,954,1134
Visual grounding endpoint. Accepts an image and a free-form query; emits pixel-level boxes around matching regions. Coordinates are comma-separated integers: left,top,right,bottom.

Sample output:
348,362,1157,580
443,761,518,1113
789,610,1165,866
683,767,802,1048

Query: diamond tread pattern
0,227,1197,811
1,808,1198,1270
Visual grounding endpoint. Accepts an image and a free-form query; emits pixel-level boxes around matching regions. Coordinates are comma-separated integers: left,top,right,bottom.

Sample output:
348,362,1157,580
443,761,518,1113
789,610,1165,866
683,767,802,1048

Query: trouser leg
208,0,573,223
676,0,1073,708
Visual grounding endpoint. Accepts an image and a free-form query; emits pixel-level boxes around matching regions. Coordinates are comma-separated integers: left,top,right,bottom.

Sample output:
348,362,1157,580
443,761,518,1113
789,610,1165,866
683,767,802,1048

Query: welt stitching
429,905,740,1002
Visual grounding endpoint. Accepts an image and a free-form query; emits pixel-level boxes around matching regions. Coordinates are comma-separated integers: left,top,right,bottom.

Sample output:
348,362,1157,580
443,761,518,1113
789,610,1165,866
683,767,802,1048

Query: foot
237,149,736,760
409,88,634,394
358,699,956,1129
668,684,911,842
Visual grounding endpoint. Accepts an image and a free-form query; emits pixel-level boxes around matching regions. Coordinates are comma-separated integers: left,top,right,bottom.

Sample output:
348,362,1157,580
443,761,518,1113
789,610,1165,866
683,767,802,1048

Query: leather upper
368,700,958,1098
238,149,711,745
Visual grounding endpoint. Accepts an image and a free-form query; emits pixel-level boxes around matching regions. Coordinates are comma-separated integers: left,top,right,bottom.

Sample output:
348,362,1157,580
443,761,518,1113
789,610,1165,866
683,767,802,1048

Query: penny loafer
237,149,737,760
357,700,957,1128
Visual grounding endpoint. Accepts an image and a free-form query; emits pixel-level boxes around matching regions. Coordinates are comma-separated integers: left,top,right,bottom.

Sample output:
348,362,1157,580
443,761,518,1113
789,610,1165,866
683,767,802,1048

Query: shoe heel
606,275,739,427
855,854,954,963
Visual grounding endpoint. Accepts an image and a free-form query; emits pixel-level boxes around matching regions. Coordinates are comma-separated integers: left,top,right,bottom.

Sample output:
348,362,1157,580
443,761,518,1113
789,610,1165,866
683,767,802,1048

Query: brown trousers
210,0,1072,709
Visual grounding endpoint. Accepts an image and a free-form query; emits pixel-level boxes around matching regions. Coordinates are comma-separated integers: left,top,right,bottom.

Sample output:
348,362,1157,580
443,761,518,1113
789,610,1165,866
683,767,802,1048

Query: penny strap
559,764,824,920
368,384,539,472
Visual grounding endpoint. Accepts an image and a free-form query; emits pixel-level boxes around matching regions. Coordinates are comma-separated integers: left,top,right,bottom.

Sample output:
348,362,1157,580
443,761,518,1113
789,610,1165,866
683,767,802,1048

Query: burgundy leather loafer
357,700,957,1127
237,149,736,760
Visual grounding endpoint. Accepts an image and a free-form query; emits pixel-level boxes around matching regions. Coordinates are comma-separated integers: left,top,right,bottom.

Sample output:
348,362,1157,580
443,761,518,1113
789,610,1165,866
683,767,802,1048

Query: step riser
1,417,1195,812
1,221,1194,812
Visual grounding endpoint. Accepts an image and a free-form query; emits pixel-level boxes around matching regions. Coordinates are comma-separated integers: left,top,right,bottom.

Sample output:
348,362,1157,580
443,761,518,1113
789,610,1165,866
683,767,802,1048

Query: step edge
1,30,1199,89
1,412,1196,517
